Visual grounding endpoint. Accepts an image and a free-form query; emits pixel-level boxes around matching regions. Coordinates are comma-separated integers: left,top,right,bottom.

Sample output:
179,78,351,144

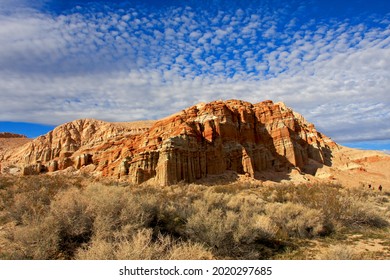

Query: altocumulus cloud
0,0,389,145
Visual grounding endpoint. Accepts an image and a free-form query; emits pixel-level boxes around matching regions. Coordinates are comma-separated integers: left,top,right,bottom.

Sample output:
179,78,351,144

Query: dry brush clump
5,216,60,259
316,245,361,260
265,202,326,238
184,188,280,258
0,175,389,260
259,183,389,232
0,175,79,225
76,228,213,260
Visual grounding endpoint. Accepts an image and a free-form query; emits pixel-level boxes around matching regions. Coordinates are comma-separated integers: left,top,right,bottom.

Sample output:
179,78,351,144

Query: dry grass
316,245,361,260
0,175,389,260
76,229,213,260
265,202,325,238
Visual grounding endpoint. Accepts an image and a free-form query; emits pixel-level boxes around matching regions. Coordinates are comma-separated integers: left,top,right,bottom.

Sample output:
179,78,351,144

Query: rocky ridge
0,132,27,138
0,100,342,185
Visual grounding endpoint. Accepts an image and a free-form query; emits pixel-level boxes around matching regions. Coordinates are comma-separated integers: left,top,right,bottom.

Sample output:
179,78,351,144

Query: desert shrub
185,194,278,258
6,191,50,224
338,198,388,228
202,189,232,209
151,201,187,238
115,229,214,260
228,196,275,243
259,183,389,232
0,175,90,259
4,216,60,259
211,182,255,194
83,184,155,241
114,229,172,260
226,192,265,212
317,245,360,260
2,175,388,260
265,202,325,238
234,214,278,244
49,187,93,258
0,175,83,225
262,183,342,213
260,184,297,203
186,199,237,249
75,239,116,260
0,175,15,190
76,229,214,260
233,212,275,243
167,241,214,260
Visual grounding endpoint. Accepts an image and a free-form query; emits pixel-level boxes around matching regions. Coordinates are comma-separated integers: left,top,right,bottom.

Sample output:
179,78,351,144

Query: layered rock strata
1,100,336,185
119,100,336,185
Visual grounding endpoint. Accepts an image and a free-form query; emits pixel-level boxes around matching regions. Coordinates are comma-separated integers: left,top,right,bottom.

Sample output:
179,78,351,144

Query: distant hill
0,132,27,138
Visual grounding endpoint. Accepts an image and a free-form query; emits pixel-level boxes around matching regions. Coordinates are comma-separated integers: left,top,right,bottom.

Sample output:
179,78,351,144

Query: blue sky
0,0,389,152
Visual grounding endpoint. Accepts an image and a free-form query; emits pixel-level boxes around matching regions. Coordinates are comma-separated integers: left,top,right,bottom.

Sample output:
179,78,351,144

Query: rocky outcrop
0,132,27,138
1,119,154,175
119,100,336,185
1,100,337,185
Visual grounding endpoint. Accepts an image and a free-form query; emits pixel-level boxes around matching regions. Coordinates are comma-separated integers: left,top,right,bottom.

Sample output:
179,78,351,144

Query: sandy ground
301,234,390,260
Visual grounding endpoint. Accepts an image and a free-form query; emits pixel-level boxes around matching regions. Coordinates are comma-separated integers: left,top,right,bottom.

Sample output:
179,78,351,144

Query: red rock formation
1,100,336,185
118,100,336,185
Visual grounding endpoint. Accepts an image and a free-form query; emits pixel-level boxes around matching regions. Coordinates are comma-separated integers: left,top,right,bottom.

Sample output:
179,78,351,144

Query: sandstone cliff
119,100,336,185
0,100,339,185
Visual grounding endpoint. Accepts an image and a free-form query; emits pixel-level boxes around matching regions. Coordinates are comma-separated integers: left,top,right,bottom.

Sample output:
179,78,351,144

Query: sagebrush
0,175,388,260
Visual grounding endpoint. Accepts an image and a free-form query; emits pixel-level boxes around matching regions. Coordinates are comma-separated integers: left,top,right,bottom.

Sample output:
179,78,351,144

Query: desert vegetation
0,175,389,260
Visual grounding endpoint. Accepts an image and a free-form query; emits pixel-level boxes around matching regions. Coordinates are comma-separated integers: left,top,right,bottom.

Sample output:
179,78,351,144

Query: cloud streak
0,0,389,144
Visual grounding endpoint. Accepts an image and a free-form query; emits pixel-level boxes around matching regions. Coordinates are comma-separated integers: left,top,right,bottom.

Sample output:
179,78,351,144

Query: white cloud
0,2,389,146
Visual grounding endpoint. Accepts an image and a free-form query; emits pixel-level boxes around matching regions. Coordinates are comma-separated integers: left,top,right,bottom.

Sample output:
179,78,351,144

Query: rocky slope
0,133,31,173
1,99,345,185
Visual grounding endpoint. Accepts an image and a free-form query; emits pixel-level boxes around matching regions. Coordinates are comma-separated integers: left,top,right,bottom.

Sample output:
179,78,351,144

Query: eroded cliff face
1,100,336,185
119,100,336,185
2,119,155,176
